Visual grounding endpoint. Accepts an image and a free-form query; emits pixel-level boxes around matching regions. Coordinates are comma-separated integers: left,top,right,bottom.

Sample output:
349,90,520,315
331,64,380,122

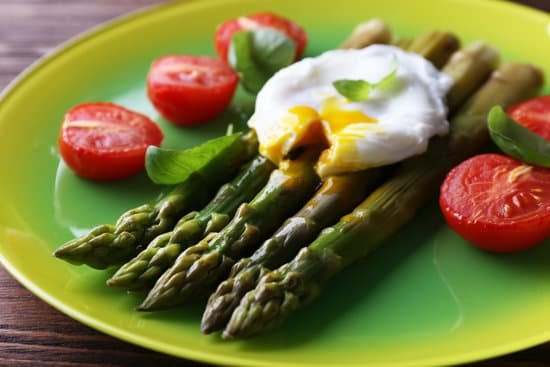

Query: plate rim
1,0,550,366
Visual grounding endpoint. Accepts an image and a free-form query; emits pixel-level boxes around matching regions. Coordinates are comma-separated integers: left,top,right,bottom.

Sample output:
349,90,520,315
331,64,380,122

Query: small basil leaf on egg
145,133,243,185
332,79,372,101
333,57,398,101
488,105,550,167
229,29,296,94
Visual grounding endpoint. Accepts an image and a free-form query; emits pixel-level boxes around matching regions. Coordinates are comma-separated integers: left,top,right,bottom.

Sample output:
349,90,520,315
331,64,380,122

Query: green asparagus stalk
106,155,276,290
53,131,258,269
223,63,544,339
138,150,321,310
201,34,490,334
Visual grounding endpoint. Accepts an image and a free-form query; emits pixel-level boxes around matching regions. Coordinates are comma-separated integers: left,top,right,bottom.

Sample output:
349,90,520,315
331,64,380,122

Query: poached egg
248,44,453,177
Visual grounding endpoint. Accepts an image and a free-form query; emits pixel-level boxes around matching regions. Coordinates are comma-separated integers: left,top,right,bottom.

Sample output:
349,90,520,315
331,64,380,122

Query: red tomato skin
508,95,550,142
147,56,239,126
214,11,308,62
440,154,550,252
59,102,163,181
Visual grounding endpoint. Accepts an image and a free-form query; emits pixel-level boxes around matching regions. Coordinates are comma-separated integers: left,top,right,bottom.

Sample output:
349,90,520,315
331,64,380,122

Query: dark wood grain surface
1,1,549,366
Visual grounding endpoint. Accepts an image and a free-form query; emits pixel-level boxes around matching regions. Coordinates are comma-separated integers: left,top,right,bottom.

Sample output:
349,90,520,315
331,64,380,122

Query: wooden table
1,1,549,366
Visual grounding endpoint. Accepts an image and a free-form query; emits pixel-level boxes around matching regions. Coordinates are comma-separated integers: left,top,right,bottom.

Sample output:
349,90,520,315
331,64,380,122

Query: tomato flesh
58,102,163,180
440,153,550,252
147,55,238,125
508,95,550,141
215,11,308,62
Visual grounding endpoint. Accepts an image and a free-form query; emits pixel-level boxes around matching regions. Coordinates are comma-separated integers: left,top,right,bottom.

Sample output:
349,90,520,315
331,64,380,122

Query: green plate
1,0,550,366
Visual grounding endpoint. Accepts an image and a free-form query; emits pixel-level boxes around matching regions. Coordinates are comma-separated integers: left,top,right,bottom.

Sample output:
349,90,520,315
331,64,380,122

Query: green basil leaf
145,133,242,185
229,29,296,94
332,79,372,101
488,105,550,167
229,31,268,93
333,57,398,101
251,28,296,74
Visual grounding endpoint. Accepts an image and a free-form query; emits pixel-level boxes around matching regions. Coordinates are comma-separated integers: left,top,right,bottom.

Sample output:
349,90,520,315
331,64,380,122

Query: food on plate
223,63,543,339
440,153,550,252
201,40,501,334
52,14,546,340
107,155,276,290
215,11,308,62
147,55,239,125
54,131,258,269
58,102,163,180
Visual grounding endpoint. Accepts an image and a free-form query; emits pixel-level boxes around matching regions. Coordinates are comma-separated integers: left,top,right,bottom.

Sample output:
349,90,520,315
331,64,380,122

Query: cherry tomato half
147,55,239,126
508,95,550,142
440,153,550,252
215,11,308,62
58,102,163,180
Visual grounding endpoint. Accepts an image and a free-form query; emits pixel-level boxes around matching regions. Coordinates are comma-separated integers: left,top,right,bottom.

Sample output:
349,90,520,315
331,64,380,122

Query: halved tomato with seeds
439,153,550,252
58,102,163,181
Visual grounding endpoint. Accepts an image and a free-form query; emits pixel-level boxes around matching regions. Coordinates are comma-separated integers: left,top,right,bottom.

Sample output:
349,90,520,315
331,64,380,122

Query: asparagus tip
136,295,163,311
106,268,140,289
201,262,266,334
135,302,156,312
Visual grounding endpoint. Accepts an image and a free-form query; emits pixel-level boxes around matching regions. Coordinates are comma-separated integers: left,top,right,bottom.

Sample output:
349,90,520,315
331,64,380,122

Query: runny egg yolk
259,97,378,166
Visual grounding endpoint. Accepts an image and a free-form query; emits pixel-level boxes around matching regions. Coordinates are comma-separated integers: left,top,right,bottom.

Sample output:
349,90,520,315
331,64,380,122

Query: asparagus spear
53,131,258,269
408,30,460,69
106,155,276,290
201,40,500,333
138,149,321,310
223,63,544,339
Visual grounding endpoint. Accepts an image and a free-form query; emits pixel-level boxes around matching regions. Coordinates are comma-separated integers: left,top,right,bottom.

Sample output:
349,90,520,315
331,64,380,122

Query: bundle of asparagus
52,19,544,341
139,148,321,310
107,155,276,291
